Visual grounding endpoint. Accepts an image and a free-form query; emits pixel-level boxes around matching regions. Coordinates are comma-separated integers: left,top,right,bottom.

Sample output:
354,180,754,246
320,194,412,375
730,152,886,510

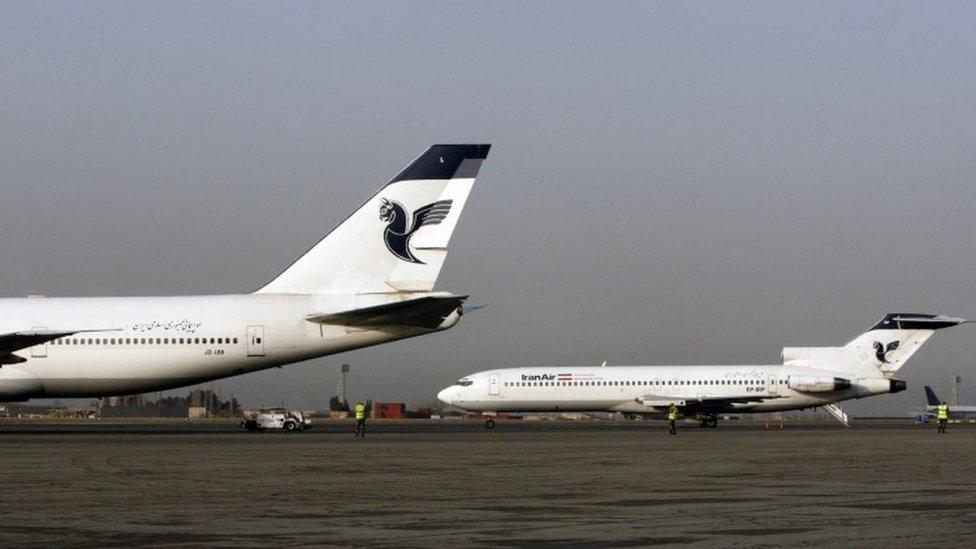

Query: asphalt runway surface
0,419,972,547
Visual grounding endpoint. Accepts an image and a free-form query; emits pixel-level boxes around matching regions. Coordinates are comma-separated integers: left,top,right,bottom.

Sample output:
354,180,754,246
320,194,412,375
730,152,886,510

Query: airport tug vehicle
241,408,312,431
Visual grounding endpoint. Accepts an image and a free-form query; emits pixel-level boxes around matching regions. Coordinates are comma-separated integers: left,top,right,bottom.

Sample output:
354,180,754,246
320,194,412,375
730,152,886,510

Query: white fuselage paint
924,405,976,419
0,293,458,398
438,365,894,415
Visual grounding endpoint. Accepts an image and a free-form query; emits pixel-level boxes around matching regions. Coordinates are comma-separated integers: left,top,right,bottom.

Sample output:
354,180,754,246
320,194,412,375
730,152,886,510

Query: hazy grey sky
2,2,975,415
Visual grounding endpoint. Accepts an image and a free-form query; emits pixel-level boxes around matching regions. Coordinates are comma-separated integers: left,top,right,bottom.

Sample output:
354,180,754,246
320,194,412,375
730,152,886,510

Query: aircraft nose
437,387,455,406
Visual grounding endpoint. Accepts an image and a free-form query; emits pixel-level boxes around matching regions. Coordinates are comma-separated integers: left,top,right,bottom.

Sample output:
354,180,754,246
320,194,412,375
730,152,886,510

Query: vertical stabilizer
783,313,967,377
256,144,491,295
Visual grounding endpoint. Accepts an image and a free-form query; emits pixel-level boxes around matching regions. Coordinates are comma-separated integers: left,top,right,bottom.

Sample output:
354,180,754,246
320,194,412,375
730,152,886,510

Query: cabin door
489,374,500,396
31,326,47,358
765,372,779,396
246,326,265,357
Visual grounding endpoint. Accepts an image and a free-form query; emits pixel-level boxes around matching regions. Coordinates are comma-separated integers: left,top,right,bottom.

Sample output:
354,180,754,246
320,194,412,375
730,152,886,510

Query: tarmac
0,418,973,547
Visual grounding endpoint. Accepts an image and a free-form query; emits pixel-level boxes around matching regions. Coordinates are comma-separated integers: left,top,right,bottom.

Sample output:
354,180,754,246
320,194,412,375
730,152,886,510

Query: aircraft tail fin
783,313,967,377
256,144,490,295
924,385,942,406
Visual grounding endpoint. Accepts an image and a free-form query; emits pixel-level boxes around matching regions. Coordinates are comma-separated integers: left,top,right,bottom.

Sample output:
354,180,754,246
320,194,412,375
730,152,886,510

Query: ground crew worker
355,401,367,438
937,401,949,434
667,403,679,435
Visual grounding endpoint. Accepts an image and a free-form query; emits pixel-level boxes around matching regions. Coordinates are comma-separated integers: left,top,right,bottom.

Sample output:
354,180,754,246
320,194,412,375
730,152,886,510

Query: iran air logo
379,198,453,264
873,340,899,364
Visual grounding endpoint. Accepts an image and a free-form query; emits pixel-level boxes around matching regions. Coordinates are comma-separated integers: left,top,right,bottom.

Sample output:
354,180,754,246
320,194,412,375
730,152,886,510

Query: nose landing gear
699,414,718,428
484,418,496,429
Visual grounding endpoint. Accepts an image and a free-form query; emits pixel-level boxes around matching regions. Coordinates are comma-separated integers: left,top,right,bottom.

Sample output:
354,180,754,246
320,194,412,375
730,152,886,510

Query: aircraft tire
485,419,496,429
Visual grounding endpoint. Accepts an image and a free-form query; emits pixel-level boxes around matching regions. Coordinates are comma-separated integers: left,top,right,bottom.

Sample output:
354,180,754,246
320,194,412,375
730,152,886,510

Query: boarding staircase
822,403,850,427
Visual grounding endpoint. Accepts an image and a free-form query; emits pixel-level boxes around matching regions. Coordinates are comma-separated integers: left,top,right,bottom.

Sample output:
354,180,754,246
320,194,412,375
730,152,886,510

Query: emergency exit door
489,374,500,396
31,326,47,358
246,326,265,357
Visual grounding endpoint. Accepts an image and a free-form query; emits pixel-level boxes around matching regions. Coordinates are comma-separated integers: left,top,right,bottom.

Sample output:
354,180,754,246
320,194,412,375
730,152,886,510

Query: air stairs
822,403,850,427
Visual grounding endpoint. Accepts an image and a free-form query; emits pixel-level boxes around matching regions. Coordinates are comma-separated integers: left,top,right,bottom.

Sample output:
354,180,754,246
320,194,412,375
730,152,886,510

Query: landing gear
699,415,718,428
484,418,496,429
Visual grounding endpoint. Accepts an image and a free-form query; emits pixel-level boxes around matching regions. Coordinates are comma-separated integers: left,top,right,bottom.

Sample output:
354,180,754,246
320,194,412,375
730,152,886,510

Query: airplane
921,386,976,420
438,313,969,428
0,144,491,402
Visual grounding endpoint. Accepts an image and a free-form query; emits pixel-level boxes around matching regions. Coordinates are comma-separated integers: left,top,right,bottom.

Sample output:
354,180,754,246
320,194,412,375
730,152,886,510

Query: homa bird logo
873,340,900,364
379,198,453,264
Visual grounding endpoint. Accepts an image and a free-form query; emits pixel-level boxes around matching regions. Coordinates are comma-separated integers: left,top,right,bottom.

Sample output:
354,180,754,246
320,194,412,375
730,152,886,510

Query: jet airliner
0,144,490,401
439,313,968,427
922,386,976,420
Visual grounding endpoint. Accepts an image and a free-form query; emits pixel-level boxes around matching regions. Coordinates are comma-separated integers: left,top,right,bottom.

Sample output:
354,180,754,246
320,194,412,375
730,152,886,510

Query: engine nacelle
788,375,851,393
852,377,907,398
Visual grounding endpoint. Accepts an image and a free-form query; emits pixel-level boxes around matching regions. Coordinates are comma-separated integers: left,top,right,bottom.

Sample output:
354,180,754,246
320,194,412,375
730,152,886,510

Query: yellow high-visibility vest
667,407,679,420
937,404,949,420
355,404,366,420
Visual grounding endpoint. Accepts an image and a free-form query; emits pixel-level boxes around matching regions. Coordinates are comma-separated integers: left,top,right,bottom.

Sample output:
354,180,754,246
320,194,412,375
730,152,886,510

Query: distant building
99,389,241,418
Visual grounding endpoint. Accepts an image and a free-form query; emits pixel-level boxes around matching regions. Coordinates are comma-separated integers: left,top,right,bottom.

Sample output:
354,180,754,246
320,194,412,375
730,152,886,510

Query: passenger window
233,338,238,344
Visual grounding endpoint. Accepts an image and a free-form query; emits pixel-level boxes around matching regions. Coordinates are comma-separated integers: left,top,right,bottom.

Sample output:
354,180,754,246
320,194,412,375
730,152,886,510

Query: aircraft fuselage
0,293,457,399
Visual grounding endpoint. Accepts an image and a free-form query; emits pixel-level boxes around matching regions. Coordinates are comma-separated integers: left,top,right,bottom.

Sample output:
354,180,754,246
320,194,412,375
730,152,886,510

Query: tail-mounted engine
787,376,851,393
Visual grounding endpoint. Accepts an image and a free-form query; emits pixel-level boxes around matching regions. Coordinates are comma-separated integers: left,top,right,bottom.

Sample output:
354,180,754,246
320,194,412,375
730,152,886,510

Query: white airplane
0,144,491,402
922,386,976,420
439,313,968,427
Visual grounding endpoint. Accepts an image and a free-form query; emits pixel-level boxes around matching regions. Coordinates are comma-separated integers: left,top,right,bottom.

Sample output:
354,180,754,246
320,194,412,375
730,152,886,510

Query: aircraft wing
305,295,468,329
0,329,120,363
637,393,772,409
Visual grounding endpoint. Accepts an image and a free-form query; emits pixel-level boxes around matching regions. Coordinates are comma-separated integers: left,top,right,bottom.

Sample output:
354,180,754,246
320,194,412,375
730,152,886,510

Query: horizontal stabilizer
306,295,467,329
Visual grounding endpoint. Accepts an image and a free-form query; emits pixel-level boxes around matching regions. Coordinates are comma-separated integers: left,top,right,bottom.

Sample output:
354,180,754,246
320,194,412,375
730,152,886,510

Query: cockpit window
455,379,474,387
